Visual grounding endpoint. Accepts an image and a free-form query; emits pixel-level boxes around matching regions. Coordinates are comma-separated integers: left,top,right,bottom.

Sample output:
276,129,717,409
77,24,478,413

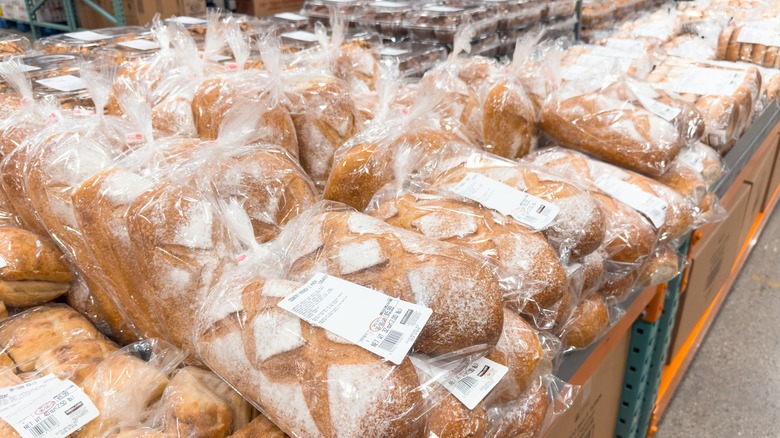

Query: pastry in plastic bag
561,295,611,349
0,226,72,307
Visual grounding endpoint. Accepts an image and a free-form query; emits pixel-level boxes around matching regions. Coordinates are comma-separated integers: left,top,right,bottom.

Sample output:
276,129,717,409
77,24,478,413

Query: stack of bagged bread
0,305,280,437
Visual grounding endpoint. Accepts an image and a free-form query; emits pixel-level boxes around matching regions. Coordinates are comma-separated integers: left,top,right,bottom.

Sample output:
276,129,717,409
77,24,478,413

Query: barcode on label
378,330,402,352
454,376,478,395
29,416,59,438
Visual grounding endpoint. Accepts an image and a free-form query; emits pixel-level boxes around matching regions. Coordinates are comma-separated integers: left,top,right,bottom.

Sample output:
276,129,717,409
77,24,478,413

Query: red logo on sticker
369,317,386,332
35,400,56,416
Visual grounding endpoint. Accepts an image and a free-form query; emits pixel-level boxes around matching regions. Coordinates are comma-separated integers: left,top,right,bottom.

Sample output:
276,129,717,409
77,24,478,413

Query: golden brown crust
492,380,549,438
482,81,537,160
488,311,544,396
160,367,233,438
0,306,101,372
716,26,735,60
34,338,118,385
562,295,610,349
427,394,489,438
726,27,742,62
764,46,778,68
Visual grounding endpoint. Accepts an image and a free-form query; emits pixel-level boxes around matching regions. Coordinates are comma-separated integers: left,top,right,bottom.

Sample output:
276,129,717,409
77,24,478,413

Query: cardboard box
235,0,304,17
77,0,193,28
741,140,778,245
544,332,630,438
765,135,780,210
178,0,206,16
668,182,751,361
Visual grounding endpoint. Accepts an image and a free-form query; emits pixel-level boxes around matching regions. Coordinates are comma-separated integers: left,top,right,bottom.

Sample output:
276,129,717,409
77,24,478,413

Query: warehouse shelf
23,0,125,39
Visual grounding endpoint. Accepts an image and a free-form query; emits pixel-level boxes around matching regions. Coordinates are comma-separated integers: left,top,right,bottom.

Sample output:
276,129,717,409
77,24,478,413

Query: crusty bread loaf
181,367,257,432
159,367,234,438
726,27,742,61
108,429,175,438
0,226,72,307
287,75,360,188
276,207,505,355
191,74,299,157
127,146,316,356
597,269,638,299
716,26,734,60
0,305,101,372
325,130,468,211
487,310,545,396
638,245,681,288
430,151,606,262
336,41,380,91
371,192,567,324
197,276,426,438
562,295,610,349
34,338,118,385
580,250,606,294
482,81,538,160
540,90,684,177
764,46,778,68
77,353,170,437
0,123,49,234
524,147,694,244
491,379,550,438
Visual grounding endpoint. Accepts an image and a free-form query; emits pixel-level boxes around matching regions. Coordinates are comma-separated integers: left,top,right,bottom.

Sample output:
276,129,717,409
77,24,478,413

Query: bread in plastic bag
540,69,686,177
637,244,685,289
368,190,568,330
429,148,606,263
230,414,287,437
0,226,72,308
560,295,613,350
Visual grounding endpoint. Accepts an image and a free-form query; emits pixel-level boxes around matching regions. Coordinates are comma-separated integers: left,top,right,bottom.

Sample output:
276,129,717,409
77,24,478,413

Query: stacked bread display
0,4,757,437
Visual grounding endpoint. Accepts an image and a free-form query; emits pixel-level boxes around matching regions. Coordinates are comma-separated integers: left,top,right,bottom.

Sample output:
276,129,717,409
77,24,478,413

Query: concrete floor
656,206,780,438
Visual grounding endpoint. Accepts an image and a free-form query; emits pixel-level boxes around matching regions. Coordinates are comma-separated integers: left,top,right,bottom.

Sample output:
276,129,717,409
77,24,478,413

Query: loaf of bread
645,58,761,151
190,71,299,157
369,191,567,328
0,226,72,307
580,250,607,295
126,146,316,356
482,80,539,160
489,379,550,438
717,23,780,68
0,305,102,372
561,295,611,349
158,367,235,438
23,115,142,344
637,245,682,288
524,146,694,244
34,338,118,384
287,74,360,188
196,276,427,438
430,150,606,262
325,126,471,211
272,204,505,354
540,83,684,177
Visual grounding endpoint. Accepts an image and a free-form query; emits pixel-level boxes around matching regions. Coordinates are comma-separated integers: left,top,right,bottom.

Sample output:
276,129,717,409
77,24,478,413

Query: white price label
0,375,58,410
410,356,508,410
63,31,109,41
278,273,432,365
380,47,410,56
450,173,560,230
18,64,41,72
424,5,463,12
281,31,319,42
635,95,680,122
737,26,780,47
118,39,160,51
169,16,207,24
35,75,86,92
659,67,745,97
0,376,99,438
0,255,6,269
595,175,668,228
274,12,307,21
210,54,231,62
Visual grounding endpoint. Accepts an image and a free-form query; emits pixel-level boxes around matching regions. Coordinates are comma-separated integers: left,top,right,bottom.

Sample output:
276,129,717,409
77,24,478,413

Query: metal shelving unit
23,0,125,39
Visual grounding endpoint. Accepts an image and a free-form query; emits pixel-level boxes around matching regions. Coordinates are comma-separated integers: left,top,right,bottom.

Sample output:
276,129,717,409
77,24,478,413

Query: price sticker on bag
450,172,560,230
410,356,508,410
595,175,668,228
35,75,86,92
18,64,40,72
278,273,432,365
0,376,99,438
281,31,319,42
168,16,207,25
380,47,411,56
660,66,745,97
274,12,307,21
737,26,780,47
63,31,109,41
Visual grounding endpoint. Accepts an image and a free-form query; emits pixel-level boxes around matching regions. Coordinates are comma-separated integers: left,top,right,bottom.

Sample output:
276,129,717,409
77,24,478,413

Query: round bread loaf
159,367,233,438
34,338,118,385
428,394,489,438
562,295,610,349
482,81,538,160
491,380,550,438
487,311,545,396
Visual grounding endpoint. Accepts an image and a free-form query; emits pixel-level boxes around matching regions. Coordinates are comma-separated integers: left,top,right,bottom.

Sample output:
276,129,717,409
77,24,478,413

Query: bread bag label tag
274,12,307,21
380,47,411,57
169,16,208,25
35,75,87,92
18,64,40,73
0,255,7,269
450,173,560,230
737,26,780,47
410,356,508,410
595,175,668,228
281,31,319,42
118,39,160,51
660,66,745,97
0,375,99,438
63,31,109,41
278,273,432,365
627,81,681,122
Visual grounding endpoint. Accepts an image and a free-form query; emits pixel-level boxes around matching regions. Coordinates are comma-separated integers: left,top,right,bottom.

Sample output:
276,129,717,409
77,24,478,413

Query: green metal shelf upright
23,0,125,39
